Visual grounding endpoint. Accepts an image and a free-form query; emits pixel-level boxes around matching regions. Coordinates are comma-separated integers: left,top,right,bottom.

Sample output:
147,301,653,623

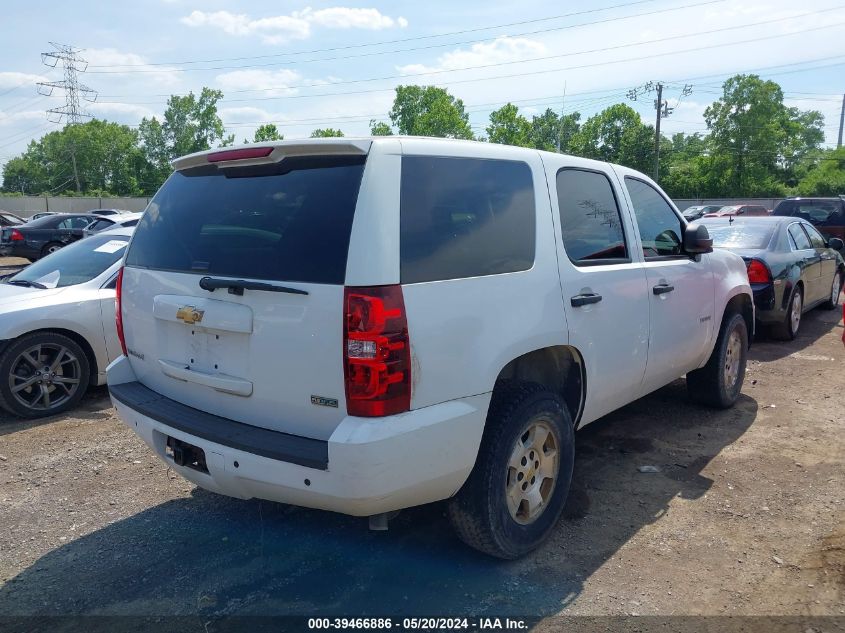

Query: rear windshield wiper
6,279,48,289
198,276,309,296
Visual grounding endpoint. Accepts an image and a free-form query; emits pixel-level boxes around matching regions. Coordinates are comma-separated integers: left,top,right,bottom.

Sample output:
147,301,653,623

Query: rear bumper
107,356,488,516
752,282,787,324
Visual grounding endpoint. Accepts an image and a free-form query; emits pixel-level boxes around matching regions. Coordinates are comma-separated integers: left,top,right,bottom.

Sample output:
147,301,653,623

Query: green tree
1,120,145,195
310,128,345,138
138,87,228,193
795,148,845,195
253,123,283,142
486,103,532,147
570,103,655,174
703,74,824,196
370,120,393,136
526,109,581,152
388,85,473,139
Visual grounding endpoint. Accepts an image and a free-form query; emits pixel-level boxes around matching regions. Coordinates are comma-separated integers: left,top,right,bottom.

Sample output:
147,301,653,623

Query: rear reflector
344,285,411,417
207,147,274,162
746,258,771,284
115,266,128,357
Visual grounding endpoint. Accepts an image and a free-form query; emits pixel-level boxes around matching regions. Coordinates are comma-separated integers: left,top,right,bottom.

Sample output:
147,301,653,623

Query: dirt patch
0,307,843,618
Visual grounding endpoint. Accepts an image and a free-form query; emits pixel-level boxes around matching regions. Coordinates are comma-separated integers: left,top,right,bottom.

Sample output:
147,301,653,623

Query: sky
1,0,844,175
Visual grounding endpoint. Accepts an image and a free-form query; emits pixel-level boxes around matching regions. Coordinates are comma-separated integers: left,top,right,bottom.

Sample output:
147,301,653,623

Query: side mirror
684,223,713,254
828,237,844,251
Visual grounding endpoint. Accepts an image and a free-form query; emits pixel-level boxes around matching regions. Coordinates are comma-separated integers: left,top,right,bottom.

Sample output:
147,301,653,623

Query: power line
91,14,845,106
85,0,683,69
86,0,725,74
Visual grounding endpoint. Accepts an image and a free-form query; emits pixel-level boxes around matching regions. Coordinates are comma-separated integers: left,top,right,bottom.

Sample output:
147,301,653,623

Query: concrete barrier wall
0,196,151,218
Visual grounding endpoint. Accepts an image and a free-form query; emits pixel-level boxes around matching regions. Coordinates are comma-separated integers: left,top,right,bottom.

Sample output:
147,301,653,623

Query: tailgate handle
199,276,309,297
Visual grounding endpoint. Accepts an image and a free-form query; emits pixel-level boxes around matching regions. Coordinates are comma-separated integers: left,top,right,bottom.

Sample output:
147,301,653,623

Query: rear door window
556,168,629,264
624,177,684,258
788,223,812,250
803,223,827,249
125,155,366,284
400,156,535,283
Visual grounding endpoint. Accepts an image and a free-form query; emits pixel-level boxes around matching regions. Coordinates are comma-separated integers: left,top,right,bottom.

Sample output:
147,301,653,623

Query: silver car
0,226,133,419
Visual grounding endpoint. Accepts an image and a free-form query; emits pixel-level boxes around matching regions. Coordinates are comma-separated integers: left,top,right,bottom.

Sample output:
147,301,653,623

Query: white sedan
0,226,132,418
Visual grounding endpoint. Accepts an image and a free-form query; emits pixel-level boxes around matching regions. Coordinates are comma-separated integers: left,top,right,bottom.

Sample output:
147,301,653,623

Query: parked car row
0,210,136,260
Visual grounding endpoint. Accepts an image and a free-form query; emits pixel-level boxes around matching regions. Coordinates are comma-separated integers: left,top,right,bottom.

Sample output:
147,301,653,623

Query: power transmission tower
37,43,97,192
627,82,691,182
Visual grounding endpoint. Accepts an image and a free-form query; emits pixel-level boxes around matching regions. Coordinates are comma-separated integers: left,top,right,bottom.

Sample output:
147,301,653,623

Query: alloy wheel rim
8,343,81,412
790,292,802,334
506,420,559,525
723,329,742,391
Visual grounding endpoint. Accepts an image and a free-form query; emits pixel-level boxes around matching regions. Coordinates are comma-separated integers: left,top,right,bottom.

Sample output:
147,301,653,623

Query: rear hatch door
121,143,371,441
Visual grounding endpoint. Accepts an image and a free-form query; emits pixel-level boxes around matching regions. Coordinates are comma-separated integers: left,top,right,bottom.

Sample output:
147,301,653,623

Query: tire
40,242,63,258
447,381,575,559
0,332,90,419
770,286,803,341
822,271,843,310
687,311,748,409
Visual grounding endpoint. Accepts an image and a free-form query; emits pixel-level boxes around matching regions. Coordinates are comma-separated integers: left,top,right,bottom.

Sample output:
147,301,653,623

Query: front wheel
447,381,574,559
687,311,748,409
0,332,90,418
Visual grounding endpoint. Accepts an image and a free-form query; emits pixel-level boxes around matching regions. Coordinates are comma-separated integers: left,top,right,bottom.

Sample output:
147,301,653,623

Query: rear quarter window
125,155,366,284
400,156,536,283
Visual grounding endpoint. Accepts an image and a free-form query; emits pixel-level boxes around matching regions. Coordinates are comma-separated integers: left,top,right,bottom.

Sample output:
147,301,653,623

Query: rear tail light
115,266,128,357
746,259,771,284
343,285,411,417
10,229,24,241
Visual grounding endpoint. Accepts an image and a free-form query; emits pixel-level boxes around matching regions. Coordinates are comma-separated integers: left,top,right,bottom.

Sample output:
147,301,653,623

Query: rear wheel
687,312,748,409
447,381,574,559
0,332,90,418
823,271,842,310
40,242,63,258
771,287,803,340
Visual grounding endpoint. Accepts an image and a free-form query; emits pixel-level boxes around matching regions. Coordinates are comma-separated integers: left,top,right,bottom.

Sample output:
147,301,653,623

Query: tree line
2,74,842,198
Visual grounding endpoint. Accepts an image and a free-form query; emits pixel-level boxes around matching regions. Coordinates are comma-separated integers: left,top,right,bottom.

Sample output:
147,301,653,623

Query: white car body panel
108,137,753,516
0,227,132,387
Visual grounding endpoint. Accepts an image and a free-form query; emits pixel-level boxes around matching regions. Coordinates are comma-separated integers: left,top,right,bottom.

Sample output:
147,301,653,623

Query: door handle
570,293,603,307
653,283,675,295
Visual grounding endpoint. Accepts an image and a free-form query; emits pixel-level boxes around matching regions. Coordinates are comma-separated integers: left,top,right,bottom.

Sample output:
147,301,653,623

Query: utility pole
627,82,691,182
37,43,97,192
838,93,844,148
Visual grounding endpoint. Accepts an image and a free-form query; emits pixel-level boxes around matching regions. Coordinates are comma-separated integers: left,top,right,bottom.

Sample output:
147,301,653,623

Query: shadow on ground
751,304,842,362
0,386,112,437
0,380,758,619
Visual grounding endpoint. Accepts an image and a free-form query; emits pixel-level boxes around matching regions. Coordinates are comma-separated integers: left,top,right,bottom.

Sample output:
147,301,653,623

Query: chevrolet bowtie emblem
176,306,204,325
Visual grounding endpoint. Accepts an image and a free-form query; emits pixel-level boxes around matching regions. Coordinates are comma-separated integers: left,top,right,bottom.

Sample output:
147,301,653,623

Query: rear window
705,222,776,249
400,156,535,283
125,155,366,284
8,234,128,288
773,200,845,226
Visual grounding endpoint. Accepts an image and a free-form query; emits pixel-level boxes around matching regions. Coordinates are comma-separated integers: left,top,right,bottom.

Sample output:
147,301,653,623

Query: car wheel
823,271,842,310
771,286,803,340
40,242,63,258
447,381,574,559
687,311,748,409
0,332,90,419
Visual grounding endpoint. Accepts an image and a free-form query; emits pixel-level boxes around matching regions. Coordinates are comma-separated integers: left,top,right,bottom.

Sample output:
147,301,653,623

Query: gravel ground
0,295,842,622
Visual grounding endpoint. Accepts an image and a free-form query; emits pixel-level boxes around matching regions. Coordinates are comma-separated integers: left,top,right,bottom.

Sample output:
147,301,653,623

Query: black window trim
623,175,691,262
556,166,633,268
787,222,813,251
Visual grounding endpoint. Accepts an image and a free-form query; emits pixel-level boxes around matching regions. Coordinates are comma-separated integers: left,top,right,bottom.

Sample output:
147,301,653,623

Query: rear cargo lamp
10,229,23,241
343,285,411,417
207,147,273,162
746,259,771,284
115,266,128,357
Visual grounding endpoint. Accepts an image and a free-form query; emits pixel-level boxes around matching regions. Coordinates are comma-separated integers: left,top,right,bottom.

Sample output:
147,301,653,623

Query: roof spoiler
171,139,373,171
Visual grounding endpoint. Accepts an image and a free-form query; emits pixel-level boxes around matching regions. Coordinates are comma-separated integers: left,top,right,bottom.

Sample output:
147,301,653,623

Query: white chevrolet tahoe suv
108,137,753,559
